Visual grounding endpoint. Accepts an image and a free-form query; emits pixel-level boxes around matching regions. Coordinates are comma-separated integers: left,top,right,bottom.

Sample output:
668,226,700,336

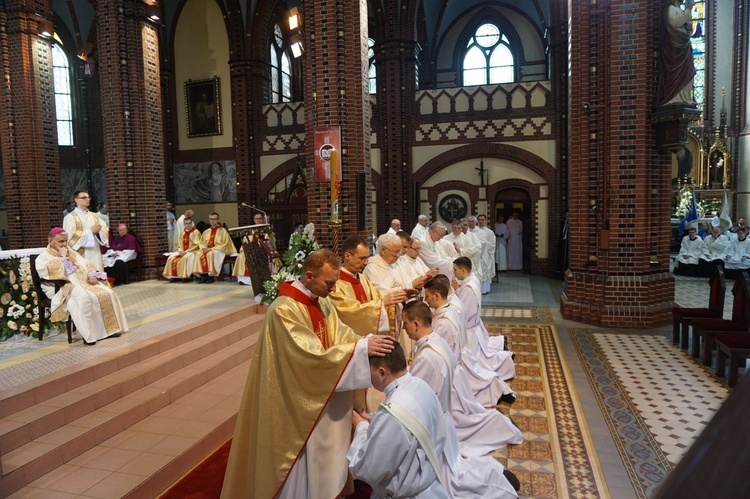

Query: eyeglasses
409,246,421,251
384,247,401,256
209,217,219,221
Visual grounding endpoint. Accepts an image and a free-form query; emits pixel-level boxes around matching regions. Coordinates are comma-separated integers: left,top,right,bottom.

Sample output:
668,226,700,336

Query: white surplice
477,226,497,293
677,236,706,265
410,334,519,499
506,218,523,270
348,373,448,499
411,223,428,241
725,238,750,270
701,234,729,262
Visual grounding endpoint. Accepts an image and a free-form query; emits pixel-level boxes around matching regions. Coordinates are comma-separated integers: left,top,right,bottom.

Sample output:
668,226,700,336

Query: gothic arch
260,156,301,198
413,143,555,186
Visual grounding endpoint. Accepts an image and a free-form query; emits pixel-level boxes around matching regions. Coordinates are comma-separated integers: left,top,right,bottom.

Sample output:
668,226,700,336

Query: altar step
0,304,263,498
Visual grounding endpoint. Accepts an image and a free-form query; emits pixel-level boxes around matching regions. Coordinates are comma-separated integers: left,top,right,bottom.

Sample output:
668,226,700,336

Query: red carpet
159,438,372,498
159,439,232,499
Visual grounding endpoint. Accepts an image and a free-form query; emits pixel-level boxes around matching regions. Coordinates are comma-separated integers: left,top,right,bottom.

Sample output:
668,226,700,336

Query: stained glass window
368,38,376,94
51,44,73,146
270,24,292,103
691,1,705,108
462,23,514,86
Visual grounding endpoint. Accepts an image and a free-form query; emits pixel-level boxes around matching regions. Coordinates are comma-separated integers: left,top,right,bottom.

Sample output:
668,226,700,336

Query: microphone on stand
241,203,269,225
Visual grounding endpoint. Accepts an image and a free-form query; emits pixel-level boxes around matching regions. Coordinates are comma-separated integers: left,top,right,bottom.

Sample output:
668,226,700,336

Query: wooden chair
29,254,74,343
714,333,750,387
123,230,145,284
690,272,750,366
672,266,726,350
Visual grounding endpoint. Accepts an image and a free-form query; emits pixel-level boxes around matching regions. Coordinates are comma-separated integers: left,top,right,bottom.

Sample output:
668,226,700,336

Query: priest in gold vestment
221,250,395,498
194,212,236,283
162,219,202,281
35,228,128,345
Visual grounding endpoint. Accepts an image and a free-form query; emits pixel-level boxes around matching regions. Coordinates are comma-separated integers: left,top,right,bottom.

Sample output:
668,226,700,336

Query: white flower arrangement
0,256,58,340
261,223,322,305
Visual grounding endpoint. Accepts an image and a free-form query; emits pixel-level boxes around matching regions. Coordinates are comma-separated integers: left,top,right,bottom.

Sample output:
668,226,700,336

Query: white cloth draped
725,238,750,270
411,334,519,498
63,208,109,272
411,223,428,241
456,274,515,381
494,222,508,270
279,337,371,498
348,373,448,499
677,236,706,265
419,233,455,280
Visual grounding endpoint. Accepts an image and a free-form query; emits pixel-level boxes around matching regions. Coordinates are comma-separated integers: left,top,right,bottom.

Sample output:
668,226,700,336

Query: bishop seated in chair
35,228,128,345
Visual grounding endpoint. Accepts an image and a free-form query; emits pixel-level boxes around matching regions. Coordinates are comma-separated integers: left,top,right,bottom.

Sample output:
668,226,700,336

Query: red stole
278,282,328,349
182,228,194,250
208,225,219,247
338,271,369,303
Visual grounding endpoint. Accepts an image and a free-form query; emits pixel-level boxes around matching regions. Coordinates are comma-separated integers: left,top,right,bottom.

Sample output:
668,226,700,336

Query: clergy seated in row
452,257,516,382
699,225,729,277
195,212,237,283
162,218,202,282
425,275,518,411
221,250,396,498
724,227,750,279
101,223,141,286
347,343,449,499
36,228,128,346
63,189,109,272
674,227,704,276
403,302,521,497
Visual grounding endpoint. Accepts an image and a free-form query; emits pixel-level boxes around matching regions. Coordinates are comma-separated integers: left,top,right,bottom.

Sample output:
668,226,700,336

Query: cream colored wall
174,0,232,151
176,203,238,229
419,156,546,187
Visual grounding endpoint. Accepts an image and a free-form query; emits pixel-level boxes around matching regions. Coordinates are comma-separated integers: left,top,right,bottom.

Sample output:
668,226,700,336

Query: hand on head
367,335,395,357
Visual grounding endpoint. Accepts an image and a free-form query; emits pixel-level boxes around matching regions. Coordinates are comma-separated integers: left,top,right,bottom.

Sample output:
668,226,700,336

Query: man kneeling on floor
36,228,128,345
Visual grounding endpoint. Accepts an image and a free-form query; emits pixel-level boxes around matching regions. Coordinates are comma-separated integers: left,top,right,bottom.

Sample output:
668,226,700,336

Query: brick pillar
303,0,372,249
230,58,266,225
0,0,61,248
561,0,674,328
375,37,419,231
94,0,166,272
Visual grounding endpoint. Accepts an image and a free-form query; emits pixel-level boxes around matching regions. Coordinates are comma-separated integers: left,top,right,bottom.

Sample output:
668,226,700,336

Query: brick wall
95,0,165,276
561,0,674,327
303,0,372,251
0,0,62,247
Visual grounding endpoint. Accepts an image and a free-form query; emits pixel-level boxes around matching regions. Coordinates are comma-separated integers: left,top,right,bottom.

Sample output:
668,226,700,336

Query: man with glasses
364,233,417,347
194,212,236,283
63,190,109,271
394,232,439,299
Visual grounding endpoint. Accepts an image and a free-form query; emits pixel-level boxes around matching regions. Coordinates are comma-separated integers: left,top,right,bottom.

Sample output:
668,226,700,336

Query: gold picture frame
185,77,222,137
706,139,729,189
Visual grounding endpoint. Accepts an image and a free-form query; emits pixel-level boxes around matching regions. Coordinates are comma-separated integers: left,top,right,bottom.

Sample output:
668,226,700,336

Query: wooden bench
690,272,750,366
714,333,750,387
154,253,236,281
673,266,726,350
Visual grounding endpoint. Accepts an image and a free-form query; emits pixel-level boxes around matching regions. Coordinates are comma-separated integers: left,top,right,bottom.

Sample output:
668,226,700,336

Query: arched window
462,23,514,86
52,43,74,146
270,24,292,103
690,1,705,108
368,38,376,94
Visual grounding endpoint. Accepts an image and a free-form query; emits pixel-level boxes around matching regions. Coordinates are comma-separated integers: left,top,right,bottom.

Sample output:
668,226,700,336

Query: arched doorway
494,188,531,272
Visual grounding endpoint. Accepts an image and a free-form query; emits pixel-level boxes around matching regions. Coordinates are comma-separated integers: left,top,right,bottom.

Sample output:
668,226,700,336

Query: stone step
0,305,263,497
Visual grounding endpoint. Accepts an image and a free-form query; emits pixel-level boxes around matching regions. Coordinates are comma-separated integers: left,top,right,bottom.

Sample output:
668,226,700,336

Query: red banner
314,126,341,182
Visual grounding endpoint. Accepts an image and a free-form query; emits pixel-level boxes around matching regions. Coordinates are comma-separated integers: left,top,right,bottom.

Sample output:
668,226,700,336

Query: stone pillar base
561,271,674,328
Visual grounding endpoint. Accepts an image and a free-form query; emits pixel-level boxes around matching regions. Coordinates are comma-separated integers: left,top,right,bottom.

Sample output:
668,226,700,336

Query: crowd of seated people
674,219,750,278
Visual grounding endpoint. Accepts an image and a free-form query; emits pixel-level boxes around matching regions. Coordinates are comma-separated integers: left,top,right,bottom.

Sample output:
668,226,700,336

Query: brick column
94,0,166,272
374,38,419,230
303,0,372,249
230,58,267,225
0,0,61,248
561,0,674,328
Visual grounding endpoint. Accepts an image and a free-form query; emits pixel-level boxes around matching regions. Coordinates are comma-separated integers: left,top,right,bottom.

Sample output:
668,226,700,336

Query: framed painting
185,77,222,137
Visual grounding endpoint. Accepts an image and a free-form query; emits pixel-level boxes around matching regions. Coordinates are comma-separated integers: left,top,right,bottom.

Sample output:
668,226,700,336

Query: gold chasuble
221,282,362,498
328,272,382,336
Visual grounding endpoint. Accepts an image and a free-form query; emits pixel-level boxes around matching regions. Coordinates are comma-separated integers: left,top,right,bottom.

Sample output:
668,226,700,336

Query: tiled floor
0,272,739,498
